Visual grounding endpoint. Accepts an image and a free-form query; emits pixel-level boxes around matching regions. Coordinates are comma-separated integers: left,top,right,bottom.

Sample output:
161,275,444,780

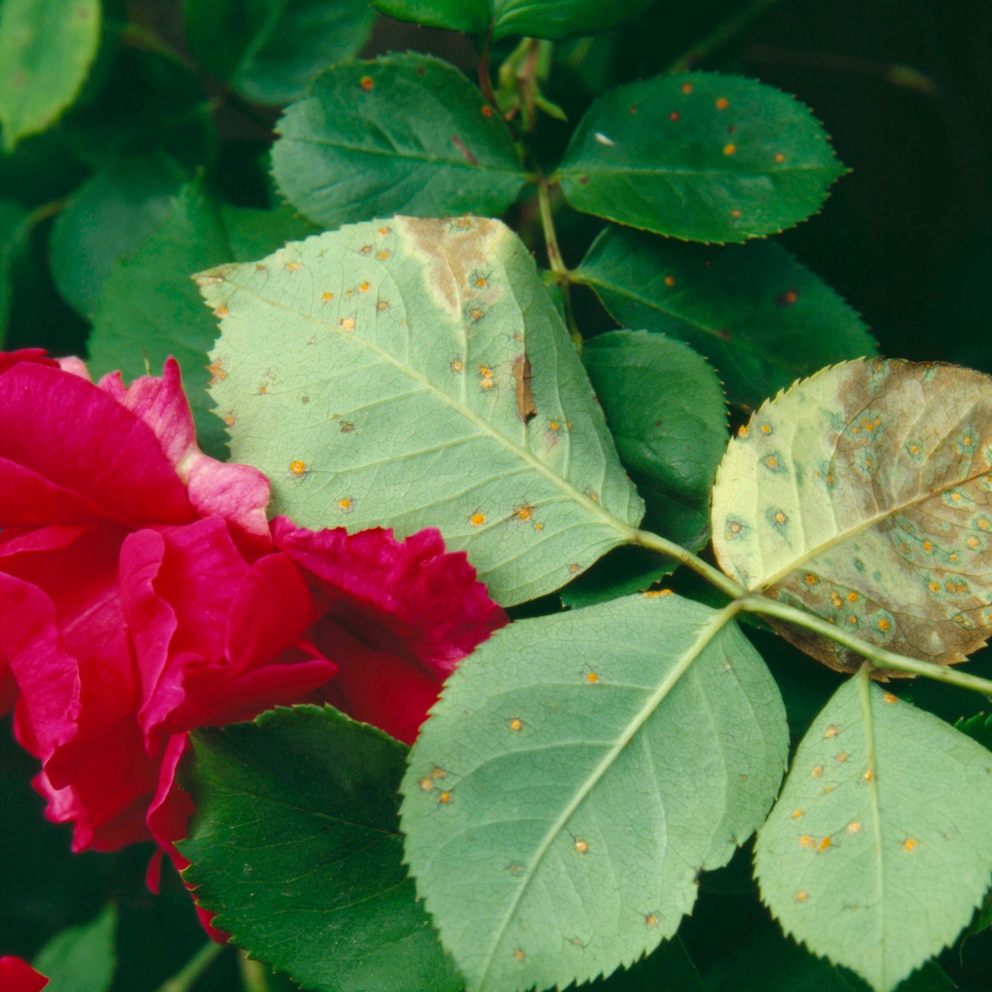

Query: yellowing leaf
711,358,992,672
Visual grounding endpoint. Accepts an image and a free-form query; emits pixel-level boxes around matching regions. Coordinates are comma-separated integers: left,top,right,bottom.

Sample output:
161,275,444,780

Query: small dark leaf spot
431,766,446,780
481,104,493,117
681,82,693,94
664,275,676,287
730,209,742,219
359,76,373,91
579,175,589,185
775,288,800,307
629,103,639,115
669,110,680,122
723,143,737,156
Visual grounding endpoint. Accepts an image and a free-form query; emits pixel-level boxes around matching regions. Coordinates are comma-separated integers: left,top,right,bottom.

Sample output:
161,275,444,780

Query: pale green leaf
373,0,655,40
557,73,845,243
33,904,116,992
184,0,376,105
573,226,876,407
711,358,992,671
755,668,992,992
272,54,527,230
0,0,101,151
202,216,644,604
0,199,30,343
400,593,788,992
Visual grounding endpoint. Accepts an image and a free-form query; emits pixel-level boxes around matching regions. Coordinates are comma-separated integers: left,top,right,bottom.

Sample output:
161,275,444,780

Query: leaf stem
741,596,992,695
237,950,271,992
631,528,745,599
151,940,226,992
535,171,582,349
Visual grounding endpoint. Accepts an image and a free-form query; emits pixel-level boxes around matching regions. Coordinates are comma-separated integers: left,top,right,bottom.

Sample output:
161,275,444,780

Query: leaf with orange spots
755,667,992,992
180,705,461,992
272,54,526,230
711,358,992,672
401,593,788,992
573,227,876,407
203,216,644,605
371,0,655,40
557,72,845,244
0,0,101,152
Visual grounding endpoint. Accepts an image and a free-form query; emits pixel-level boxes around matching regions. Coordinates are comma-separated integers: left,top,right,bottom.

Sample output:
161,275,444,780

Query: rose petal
0,363,193,526
0,956,49,991
271,518,507,679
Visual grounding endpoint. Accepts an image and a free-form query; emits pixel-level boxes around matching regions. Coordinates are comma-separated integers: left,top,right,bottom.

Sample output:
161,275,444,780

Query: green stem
665,0,787,74
535,172,582,349
741,596,992,695
631,528,744,599
152,941,226,992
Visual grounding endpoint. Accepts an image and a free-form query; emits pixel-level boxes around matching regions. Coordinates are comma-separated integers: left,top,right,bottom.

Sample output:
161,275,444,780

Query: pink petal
271,518,507,680
0,363,193,527
0,956,49,992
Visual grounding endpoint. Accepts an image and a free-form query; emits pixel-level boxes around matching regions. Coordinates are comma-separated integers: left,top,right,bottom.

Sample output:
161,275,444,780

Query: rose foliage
0,351,506,890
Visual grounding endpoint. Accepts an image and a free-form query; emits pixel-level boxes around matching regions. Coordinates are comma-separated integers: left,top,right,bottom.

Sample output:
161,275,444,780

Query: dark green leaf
373,0,655,40
0,0,101,151
272,53,527,230
955,712,992,751
32,904,116,992
560,544,675,609
180,706,461,992
585,937,705,991
0,199,30,344
88,179,319,458
184,0,376,105
558,72,846,243
50,153,187,320
584,330,727,548
574,226,876,407
401,593,788,992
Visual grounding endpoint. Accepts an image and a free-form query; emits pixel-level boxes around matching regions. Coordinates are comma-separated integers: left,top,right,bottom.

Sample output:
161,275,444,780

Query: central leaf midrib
222,273,634,539
475,602,739,988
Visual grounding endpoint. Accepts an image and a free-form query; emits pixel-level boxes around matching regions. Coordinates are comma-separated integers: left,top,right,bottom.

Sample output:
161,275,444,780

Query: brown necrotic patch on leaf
711,358,992,673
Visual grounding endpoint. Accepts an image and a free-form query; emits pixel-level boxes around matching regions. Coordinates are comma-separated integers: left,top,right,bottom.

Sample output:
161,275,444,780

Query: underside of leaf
711,358,992,672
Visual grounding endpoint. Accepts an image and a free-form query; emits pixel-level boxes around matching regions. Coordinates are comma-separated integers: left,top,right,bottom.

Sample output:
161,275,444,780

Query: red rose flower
1,352,506,868
0,956,48,992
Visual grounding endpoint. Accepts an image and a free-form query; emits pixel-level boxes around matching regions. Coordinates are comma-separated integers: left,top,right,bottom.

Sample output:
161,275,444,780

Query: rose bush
0,351,506,877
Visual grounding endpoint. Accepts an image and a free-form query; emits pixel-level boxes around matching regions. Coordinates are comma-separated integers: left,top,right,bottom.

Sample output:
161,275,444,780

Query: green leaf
202,216,643,604
180,706,460,992
400,593,788,992
557,72,846,243
573,226,877,407
560,545,675,609
272,54,527,230
754,668,992,992
50,153,187,320
955,712,992,751
0,199,30,344
184,0,376,105
583,937,704,991
89,179,320,458
583,330,727,548
0,0,101,151
374,0,655,39
711,358,992,672
32,904,116,992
